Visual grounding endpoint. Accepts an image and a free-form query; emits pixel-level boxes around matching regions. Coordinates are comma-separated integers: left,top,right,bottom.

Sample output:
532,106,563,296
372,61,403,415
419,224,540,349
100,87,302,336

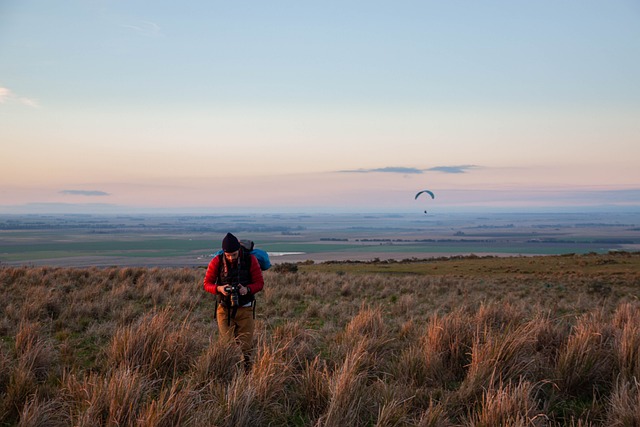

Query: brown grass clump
462,319,545,396
371,381,415,427
423,307,475,386
1,321,57,423
554,310,616,399
612,302,640,380
339,305,393,372
393,306,475,394
466,380,546,427
17,395,68,427
245,336,293,420
606,378,640,426
320,340,374,426
62,367,155,426
136,379,200,427
0,345,11,395
416,399,452,427
3,363,38,424
105,307,201,379
191,337,243,386
217,373,260,426
269,319,320,369
14,321,56,383
296,356,331,420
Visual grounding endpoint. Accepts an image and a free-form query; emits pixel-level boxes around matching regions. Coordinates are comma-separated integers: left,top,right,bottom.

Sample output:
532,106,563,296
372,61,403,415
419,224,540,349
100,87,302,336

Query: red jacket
203,253,264,295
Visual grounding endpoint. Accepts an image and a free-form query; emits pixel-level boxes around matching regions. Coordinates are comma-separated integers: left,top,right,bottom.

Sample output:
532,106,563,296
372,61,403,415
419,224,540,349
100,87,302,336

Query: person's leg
216,304,235,341
234,307,255,371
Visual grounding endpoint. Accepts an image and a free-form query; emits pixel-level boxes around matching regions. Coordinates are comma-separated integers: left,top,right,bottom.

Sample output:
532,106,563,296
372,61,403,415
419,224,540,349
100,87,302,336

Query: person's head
221,232,240,261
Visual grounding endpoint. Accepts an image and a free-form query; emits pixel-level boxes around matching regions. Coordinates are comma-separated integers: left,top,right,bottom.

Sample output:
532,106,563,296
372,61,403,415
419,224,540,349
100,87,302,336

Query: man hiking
203,232,264,371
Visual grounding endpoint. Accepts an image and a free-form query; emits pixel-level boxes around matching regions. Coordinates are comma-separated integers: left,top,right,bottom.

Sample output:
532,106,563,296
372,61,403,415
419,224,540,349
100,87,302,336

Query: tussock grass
612,303,640,380
554,310,616,399
245,336,292,417
606,378,640,426
136,379,200,427
297,356,330,420
460,321,540,402
191,337,243,386
466,380,545,427
423,307,474,385
17,395,68,427
105,308,201,380
2,321,57,423
62,367,156,426
14,321,56,384
416,399,452,427
1,253,640,425
321,340,374,426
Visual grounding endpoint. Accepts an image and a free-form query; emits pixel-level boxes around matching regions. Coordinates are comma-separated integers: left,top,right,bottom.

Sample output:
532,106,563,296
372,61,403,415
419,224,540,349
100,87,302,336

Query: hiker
203,232,264,371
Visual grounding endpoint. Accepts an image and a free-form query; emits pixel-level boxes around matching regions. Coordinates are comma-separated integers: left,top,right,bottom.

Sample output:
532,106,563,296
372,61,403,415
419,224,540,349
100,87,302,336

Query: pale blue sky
1,1,639,212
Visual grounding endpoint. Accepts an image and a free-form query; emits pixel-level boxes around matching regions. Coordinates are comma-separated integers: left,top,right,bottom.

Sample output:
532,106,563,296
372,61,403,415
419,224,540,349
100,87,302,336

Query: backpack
213,239,271,271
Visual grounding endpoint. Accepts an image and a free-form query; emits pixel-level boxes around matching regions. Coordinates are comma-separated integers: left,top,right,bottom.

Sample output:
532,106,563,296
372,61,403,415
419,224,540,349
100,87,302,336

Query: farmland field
1,211,639,267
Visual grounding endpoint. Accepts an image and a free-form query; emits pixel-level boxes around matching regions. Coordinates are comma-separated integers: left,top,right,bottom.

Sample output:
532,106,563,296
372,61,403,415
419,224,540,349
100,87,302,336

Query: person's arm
245,255,264,294
203,256,221,295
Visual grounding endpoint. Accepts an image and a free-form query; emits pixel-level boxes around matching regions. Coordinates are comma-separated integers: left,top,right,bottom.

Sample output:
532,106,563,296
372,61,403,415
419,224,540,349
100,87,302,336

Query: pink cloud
0,86,40,107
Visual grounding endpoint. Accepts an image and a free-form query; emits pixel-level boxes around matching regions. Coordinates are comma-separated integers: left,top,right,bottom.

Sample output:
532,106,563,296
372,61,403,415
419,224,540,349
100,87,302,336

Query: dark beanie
221,232,240,252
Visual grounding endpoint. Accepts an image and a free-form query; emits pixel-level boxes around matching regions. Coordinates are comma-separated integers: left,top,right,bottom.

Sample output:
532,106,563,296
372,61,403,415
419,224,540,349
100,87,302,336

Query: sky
1,0,639,214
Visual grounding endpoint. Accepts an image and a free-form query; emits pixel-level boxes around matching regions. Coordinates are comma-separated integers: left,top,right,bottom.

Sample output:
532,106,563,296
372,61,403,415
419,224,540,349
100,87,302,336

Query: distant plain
1,211,639,267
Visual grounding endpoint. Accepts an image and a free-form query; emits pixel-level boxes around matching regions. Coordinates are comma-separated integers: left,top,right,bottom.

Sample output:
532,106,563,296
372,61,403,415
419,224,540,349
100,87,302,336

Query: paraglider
415,189,435,214
414,190,435,200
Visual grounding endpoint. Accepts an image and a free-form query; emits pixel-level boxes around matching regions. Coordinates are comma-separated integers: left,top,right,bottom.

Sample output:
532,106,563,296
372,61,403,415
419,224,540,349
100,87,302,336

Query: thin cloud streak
60,190,111,196
118,20,162,37
339,167,424,174
426,165,479,174
338,165,481,175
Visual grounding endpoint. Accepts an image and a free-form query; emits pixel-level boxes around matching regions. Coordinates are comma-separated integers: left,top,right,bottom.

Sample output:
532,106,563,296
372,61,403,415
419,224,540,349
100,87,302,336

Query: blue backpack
214,239,271,271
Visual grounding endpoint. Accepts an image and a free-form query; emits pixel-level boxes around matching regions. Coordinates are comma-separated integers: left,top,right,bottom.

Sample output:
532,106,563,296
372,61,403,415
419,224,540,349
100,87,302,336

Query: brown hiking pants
216,304,255,365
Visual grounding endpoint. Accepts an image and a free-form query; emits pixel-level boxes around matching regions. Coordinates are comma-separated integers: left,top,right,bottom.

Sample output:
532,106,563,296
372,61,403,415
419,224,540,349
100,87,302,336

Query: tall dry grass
554,310,616,401
62,367,155,426
606,378,640,426
320,339,374,426
466,379,546,427
1,255,640,425
106,308,201,380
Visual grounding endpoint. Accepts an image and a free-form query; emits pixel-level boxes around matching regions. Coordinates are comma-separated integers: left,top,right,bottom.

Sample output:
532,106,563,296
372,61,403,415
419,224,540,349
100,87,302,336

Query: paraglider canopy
414,190,435,200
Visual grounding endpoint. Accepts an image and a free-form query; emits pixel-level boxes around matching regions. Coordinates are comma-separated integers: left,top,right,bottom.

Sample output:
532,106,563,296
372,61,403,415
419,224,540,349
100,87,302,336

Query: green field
0,239,613,264
1,212,638,266
0,239,216,262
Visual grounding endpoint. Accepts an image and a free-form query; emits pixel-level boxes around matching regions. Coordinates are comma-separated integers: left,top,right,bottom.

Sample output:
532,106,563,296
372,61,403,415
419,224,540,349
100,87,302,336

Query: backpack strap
213,253,224,321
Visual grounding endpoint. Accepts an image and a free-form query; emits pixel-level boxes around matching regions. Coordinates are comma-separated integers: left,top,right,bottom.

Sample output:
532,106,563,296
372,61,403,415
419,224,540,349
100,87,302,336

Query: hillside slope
1,252,640,425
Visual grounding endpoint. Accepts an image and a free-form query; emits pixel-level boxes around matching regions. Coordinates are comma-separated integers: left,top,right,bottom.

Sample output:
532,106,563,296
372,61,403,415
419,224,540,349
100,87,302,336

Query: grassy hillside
298,251,640,277
1,252,640,426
